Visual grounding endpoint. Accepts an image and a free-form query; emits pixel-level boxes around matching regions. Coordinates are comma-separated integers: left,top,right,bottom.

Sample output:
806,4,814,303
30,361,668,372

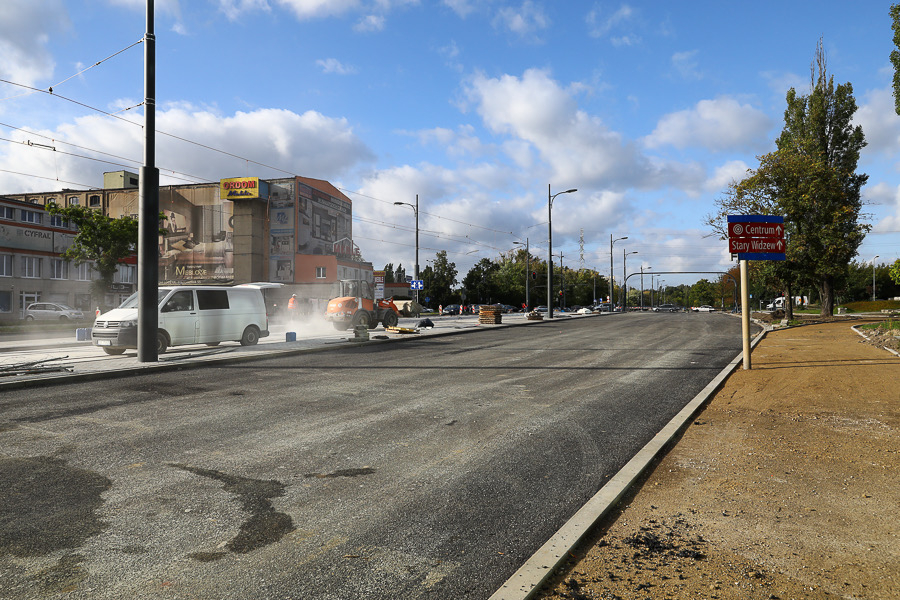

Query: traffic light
558,290,563,296
531,271,536,280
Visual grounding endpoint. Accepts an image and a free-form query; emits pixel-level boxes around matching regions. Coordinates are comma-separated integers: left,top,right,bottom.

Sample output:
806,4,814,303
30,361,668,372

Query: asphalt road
0,312,747,599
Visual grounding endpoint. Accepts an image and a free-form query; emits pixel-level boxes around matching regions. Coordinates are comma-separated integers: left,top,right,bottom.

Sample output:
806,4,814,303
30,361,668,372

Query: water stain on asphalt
32,553,87,593
304,467,376,479
0,456,111,558
169,464,295,556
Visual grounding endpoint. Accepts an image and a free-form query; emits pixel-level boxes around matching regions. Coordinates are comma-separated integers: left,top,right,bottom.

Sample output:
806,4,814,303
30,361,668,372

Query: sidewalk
535,320,899,600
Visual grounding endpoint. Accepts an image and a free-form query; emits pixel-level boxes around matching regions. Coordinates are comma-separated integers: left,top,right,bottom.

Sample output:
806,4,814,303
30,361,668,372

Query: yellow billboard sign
220,177,262,200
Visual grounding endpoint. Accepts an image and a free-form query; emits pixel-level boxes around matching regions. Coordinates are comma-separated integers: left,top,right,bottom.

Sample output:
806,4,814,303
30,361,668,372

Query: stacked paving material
526,311,543,320
478,305,502,324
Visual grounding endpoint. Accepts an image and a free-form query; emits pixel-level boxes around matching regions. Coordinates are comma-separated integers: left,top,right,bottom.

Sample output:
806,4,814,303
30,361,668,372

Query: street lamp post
640,265,651,310
547,185,577,319
394,195,419,304
514,239,530,310
610,235,627,310
622,249,637,310
873,255,880,302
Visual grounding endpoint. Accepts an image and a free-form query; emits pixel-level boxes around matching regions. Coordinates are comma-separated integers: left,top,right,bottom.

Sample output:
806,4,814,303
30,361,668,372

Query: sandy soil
534,320,899,600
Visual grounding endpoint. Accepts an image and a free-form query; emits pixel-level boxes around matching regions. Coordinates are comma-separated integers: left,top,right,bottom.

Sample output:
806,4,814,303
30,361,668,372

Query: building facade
1,171,373,321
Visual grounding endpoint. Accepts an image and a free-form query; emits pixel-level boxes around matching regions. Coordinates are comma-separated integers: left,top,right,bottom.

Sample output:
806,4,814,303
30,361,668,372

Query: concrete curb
851,323,900,358
488,326,769,600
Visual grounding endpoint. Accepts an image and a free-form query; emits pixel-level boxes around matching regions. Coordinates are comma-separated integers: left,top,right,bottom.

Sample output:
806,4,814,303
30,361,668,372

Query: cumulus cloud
0,0,69,87
855,86,900,155
703,160,751,193
644,97,772,152
0,106,374,192
463,68,700,191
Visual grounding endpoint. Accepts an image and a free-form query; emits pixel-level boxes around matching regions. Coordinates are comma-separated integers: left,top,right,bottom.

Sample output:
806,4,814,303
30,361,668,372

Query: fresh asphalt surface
0,313,746,599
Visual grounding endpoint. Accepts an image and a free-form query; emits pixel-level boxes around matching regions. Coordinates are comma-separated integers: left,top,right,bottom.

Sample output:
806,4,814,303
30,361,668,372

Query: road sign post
728,215,786,370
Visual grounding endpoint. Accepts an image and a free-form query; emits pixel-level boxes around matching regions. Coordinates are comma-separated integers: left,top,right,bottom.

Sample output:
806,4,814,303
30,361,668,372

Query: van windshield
118,289,171,309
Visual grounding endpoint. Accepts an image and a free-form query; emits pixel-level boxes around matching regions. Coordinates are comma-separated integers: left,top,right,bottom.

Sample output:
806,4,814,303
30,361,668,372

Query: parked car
534,305,548,313
441,304,461,315
693,305,716,312
24,302,85,321
652,304,678,312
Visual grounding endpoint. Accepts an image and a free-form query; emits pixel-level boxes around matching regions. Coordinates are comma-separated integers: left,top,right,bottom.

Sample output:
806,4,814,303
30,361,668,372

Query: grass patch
841,300,900,313
860,319,900,332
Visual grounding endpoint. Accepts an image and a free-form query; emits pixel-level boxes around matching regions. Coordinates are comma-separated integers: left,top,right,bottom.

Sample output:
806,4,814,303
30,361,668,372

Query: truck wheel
382,311,398,328
351,311,370,329
157,332,169,354
103,347,126,355
240,325,260,346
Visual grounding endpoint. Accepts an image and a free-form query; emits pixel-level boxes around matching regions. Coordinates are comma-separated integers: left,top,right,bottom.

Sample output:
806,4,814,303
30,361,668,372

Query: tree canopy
706,40,868,316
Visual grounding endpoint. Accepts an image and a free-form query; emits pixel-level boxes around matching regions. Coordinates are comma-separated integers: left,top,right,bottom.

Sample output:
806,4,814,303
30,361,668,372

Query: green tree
428,250,457,307
462,258,499,304
46,202,141,308
382,263,395,284
707,41,868,317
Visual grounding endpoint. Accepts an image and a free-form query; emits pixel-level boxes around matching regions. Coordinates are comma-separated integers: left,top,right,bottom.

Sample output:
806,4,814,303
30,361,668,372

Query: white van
91,285,270,355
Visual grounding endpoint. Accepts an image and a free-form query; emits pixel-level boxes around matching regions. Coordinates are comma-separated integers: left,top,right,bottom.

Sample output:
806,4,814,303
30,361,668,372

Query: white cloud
855,86,900,155
493,1,549,36
316,58,357,75
644,97,772,152
354,14,385,31
218,0,271,20
0,0,69,87
0,106,374,192
586,4,637,42
671,50,701,80
274,0,360,19
703,160,751,193
463,68,698,191
442,0,477,18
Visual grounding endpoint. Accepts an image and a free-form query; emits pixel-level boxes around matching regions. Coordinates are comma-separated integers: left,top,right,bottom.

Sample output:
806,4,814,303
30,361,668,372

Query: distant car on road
441,304,461,315
534,305,548,313
652,304,678,312
24,302,85,321
692,305,716,312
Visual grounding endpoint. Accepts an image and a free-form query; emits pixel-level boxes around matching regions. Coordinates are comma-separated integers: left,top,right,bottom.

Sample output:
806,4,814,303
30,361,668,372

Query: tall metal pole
609,234,613,307
872,255,879,302
137,0,159,362
414,194,419,305
547,186,576,319
547,185,553,319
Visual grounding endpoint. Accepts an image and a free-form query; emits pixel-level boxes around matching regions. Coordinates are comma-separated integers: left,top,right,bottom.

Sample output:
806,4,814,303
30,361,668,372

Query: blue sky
2,0,900,288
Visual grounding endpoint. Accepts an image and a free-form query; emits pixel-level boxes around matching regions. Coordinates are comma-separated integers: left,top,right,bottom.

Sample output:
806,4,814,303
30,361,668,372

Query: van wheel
382,311,398,328
59,316,69,321
25,315,34,322
240,326,260,346
103,347,126,355
157,332,169,354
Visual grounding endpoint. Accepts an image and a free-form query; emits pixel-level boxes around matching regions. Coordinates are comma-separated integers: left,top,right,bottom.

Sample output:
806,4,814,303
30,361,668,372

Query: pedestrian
288,294,297,322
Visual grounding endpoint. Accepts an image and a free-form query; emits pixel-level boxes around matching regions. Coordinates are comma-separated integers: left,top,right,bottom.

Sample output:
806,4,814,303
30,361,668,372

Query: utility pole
137,0,159,363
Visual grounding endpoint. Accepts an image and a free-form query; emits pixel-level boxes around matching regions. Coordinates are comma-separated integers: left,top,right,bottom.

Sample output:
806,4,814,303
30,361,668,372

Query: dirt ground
535,319,899,600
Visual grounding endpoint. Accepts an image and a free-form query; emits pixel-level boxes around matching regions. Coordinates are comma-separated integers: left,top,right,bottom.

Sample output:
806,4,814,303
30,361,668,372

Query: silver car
24,302,85,321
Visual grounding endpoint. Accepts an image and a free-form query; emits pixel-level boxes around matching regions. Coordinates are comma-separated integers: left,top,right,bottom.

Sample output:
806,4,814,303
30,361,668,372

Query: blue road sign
737,252,786,261
410,280,424,290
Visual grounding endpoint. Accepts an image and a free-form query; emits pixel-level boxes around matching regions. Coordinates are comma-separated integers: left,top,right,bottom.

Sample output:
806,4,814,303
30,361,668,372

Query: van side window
162,290,194,312
197,290,229,310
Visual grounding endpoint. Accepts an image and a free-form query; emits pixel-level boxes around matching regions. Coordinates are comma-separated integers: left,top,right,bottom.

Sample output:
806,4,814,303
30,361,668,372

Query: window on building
0,254,12,277
75,262,94,281
0,206,13,220
50,259,68,279
21,256,41,278
114,265,135,284
88,194,101,208
68,196,79,206
27,197,41,205
21,210,41,224
0,291,11,313
49,215,67,227
316,266,327,279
